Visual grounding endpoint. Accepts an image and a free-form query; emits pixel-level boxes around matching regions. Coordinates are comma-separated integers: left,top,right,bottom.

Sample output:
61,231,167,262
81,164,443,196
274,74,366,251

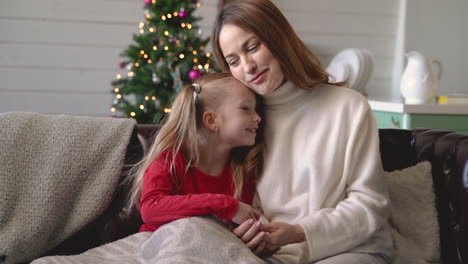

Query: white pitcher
400,51,443,104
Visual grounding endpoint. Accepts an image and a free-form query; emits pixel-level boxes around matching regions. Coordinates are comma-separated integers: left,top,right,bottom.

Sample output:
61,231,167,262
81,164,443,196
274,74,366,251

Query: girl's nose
253,112,261,123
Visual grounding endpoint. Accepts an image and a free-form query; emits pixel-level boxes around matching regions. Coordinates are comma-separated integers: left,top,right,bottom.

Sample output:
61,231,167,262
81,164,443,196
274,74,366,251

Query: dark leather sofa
41,126,468,264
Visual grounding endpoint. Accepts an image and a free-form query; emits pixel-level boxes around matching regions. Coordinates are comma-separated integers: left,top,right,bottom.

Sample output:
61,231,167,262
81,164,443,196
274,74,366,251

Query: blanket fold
0,112,136,264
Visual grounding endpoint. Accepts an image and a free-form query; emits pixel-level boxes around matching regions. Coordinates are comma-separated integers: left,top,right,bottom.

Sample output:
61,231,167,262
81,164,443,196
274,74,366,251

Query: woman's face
218,24,285,96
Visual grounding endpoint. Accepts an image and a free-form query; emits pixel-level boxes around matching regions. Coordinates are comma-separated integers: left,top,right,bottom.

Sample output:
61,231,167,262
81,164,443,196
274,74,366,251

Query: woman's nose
244,58,257,74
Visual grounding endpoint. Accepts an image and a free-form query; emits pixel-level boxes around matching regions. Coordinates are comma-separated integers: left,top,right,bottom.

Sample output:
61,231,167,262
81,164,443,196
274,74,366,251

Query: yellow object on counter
436,96,468,105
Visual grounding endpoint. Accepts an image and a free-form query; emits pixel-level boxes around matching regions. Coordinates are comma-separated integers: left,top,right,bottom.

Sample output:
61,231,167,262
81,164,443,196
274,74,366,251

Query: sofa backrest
44,126,468,264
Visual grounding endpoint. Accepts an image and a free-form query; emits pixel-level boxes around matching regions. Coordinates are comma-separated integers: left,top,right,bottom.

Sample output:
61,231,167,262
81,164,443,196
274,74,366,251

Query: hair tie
192,83,201,94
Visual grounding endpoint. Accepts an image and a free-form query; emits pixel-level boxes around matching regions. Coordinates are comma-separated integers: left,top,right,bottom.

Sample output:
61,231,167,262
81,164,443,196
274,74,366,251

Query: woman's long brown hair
212,0,335,90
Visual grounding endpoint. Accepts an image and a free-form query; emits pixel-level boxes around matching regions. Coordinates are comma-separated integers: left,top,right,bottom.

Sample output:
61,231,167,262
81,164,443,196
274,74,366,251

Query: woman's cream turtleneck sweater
259,81,393,264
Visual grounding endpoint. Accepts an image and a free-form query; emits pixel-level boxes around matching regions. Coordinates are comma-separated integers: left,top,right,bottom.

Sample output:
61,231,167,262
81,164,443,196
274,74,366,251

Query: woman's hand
260,222,305,250
232,201,261,224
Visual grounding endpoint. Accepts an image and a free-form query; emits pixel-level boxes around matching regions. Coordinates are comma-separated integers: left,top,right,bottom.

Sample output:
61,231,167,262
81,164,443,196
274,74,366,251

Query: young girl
126,72,264,232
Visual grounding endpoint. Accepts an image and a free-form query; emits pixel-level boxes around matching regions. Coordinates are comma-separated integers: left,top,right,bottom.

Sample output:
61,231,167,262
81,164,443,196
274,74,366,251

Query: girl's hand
232,218,263,248
231,219,281,257
232,201,260,224
260,222,305,250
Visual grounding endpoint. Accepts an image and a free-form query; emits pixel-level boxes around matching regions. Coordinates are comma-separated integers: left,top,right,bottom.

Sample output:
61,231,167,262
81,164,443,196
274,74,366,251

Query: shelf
368,99,468,115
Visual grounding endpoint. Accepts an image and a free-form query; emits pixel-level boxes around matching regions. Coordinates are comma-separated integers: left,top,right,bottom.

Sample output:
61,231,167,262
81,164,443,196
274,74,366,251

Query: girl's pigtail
124,83,201,213
169,83,202,193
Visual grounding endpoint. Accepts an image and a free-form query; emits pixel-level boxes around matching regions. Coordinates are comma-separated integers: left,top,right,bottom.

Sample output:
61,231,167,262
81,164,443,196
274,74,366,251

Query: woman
211,0,393,263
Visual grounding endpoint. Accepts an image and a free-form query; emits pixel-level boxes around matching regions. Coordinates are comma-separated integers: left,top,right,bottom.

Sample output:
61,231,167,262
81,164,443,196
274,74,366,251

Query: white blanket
0,112,136,264
31,216,264,264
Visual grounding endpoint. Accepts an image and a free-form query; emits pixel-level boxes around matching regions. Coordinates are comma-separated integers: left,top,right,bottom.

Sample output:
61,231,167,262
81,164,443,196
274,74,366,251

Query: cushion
384,161,440,264
0,112,136,264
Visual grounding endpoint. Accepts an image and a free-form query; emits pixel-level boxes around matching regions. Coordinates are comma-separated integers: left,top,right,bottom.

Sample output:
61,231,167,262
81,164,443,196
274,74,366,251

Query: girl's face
218,24,285,96
216,81,261,148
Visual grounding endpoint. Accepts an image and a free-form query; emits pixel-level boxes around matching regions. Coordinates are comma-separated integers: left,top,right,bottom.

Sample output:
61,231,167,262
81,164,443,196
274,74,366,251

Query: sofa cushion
385,161,440,264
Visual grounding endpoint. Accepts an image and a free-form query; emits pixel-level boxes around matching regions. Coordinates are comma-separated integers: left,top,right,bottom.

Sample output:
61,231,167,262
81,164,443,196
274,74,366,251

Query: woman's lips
250,70,268,84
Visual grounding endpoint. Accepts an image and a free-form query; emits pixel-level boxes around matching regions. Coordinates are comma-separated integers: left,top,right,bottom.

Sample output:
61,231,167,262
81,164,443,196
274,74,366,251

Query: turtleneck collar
263,81,308,108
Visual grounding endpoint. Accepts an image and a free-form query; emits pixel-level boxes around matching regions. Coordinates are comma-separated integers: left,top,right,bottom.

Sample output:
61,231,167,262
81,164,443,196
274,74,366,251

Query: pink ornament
179,11,187,18
144,0,151,6
188,69,202,80
118,62,125,69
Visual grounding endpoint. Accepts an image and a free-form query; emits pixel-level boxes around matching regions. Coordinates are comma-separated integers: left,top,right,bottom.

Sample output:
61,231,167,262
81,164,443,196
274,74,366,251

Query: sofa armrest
44,126,145,256
379,128,468,264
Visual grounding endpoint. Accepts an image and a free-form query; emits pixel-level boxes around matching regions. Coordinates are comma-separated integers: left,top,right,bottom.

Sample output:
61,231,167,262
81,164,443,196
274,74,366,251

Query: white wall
0,0,401,117
404,0,468,96
273,0,399,100
0,0,142,116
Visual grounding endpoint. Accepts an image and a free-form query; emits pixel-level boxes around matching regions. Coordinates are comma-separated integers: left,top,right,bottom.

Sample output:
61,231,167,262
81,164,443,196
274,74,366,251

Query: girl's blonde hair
212,0,337,90
125,72,264,212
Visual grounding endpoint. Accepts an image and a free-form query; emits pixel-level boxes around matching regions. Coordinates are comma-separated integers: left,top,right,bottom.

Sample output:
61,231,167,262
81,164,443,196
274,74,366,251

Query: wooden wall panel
0,0,400,116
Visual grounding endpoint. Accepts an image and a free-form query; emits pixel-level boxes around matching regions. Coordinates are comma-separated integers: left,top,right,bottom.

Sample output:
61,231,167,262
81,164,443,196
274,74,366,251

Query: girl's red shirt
139,151,255,232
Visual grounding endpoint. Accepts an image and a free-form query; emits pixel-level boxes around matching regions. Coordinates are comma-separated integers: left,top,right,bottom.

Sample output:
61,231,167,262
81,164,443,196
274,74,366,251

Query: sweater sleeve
297,104,391,259
139,153,239,229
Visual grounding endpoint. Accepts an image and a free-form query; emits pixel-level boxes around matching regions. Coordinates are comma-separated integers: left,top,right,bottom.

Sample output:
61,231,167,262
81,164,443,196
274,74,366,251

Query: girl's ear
202,111,218,132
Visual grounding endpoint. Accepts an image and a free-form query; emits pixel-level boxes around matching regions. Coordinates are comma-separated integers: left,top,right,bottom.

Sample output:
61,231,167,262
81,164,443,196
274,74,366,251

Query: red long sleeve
139,151,255,232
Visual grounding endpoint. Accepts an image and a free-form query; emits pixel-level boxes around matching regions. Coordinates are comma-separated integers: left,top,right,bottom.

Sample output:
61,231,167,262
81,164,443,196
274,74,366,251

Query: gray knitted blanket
31,216,264,264
0,112,136,264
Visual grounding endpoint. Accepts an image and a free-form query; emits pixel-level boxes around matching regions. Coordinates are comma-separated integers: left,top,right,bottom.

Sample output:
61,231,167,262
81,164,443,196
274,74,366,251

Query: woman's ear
202,111,218,132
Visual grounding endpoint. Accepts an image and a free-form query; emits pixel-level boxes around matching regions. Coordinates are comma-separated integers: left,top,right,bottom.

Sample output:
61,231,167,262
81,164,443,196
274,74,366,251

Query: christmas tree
111,0,217,124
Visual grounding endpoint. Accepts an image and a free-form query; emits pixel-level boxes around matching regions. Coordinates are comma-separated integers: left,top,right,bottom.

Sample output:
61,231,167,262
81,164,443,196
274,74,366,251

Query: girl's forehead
226,82,255,99
224,78,246,90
